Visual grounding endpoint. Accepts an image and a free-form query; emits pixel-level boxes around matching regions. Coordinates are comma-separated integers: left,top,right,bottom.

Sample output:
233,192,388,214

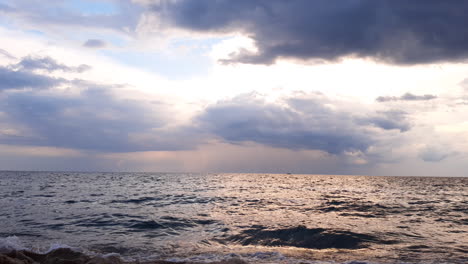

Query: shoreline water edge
0,235,466,264
0,247,250,264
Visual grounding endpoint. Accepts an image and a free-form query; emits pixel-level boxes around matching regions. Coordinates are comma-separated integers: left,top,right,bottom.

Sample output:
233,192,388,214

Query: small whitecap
45,243,81,254
0,236,27,253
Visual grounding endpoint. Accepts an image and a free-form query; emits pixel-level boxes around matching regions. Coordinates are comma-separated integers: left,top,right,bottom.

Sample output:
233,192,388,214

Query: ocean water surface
0,172,466,263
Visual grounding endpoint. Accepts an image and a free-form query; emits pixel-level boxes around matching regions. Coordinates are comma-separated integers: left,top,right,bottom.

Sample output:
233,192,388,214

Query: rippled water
0,172,467,263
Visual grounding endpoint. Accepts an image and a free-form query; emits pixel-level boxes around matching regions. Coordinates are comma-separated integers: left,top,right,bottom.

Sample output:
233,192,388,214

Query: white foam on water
0,237,427,264
0,236,27,253
44,243,82,254
164,251,418,264
0,236,128,263
0,236,83,255
101,253,121,258
166,251,344,264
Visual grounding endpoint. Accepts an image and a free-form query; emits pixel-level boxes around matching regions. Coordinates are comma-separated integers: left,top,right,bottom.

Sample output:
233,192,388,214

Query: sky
0,0,468,176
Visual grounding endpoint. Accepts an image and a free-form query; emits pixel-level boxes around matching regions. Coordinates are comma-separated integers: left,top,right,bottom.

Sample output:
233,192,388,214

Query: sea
0,171,466,264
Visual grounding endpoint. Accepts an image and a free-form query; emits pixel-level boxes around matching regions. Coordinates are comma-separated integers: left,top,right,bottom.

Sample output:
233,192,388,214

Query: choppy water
0,172,466,264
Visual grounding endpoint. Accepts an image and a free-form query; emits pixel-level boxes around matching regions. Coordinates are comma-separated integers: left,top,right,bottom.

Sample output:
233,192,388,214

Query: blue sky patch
64,0,118,16
100,49,213,80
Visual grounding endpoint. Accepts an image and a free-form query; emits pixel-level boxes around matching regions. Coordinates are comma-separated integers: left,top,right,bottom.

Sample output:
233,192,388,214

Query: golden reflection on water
202,174,467,262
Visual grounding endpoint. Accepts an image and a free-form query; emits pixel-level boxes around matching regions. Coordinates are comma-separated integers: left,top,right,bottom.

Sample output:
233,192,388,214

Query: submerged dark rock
227,225,390,249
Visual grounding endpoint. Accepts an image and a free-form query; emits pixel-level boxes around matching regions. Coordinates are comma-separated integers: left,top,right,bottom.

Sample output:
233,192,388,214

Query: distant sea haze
0,172,467,264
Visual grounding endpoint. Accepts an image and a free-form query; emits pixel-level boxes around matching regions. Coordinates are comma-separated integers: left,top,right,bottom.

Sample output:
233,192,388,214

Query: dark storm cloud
0,66,63,91
376,93,437,102
152,0,468,64
14,56,91,73
83,39,107,48
198,93,410,155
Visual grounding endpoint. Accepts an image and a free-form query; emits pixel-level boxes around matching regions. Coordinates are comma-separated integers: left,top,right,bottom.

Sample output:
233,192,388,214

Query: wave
0,244,377,264
63,214,219,233
0,236,27,253
0,238,275,264
0,236,458,264
224,225,397,250
1,247,123,264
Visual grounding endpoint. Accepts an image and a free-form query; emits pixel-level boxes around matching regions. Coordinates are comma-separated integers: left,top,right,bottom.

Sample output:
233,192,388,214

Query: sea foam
0,236,26,253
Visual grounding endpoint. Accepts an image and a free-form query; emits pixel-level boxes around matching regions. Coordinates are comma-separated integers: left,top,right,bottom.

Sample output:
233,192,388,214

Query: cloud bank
0,88,197,152
0,55,411,158
0,46,465,174
151,0,468,65
0,55,201,152
199,93,410,155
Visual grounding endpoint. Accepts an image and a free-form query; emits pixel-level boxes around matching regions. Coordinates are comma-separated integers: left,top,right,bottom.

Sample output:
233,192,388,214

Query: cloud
14,55,91,73
0,66,63,91
0,3,14,12
0,55,93,91
376,93,437,102
0,51,202,152
151,0,468,65
0,70,410,157
361,110,410,132
0,86,202,152
418,146,457,162
83,39,107,48
0,48,16,59
198,93,410,155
